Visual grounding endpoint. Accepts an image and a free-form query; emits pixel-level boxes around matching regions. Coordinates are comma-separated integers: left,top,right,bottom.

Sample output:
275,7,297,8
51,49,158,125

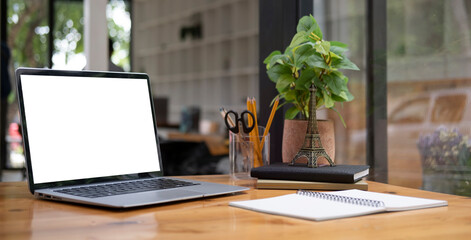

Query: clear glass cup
229,126,270,180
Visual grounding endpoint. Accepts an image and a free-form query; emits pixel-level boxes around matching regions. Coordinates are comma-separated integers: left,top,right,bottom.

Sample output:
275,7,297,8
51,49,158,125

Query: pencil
251,97,261,147
246,97,253,128
246,98,260,167
219,107,235,127
251,98,263,167
260,97,279,150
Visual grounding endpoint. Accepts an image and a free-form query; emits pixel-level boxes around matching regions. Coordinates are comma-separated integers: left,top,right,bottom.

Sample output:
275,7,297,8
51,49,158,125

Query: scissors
224,110,255,134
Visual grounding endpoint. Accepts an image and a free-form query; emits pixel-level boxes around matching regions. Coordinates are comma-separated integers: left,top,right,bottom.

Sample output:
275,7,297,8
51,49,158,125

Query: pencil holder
229,126,270,180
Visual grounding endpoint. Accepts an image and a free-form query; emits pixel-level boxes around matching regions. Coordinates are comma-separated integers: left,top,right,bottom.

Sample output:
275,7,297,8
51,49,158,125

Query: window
52,0,84,70
7,0,50,69
7,0,131,70
387,0,471,196
1,0,132,170
309,0,471,196
51,0,131,71
107,0,131,72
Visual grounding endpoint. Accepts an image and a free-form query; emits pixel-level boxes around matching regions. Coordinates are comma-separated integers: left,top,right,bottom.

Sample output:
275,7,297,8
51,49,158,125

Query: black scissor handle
225,110,255,134
224,110,239,133
239,110,255,133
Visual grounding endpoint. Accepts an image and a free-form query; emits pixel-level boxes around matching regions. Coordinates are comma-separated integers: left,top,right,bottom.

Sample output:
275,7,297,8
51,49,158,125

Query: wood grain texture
1,175,470,240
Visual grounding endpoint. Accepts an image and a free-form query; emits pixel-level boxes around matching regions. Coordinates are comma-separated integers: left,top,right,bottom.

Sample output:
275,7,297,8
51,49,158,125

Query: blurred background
1,0,470,197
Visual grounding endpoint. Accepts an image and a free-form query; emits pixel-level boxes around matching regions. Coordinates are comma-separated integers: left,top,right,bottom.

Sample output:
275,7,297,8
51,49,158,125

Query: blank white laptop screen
20,74,160,184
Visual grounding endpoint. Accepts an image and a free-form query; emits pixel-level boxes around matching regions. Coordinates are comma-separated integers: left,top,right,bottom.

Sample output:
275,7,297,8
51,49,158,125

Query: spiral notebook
229,190,448,221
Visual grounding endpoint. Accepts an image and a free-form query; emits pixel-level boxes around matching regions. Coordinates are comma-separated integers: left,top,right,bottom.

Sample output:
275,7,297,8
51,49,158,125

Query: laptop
15,67,248,208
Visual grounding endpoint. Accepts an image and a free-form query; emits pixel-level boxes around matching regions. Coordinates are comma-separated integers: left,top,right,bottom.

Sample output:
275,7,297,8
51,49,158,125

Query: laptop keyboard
55,178,200,198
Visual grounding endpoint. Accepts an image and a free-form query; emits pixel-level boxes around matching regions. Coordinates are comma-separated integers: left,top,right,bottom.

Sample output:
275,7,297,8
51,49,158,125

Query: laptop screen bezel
15,68,164,194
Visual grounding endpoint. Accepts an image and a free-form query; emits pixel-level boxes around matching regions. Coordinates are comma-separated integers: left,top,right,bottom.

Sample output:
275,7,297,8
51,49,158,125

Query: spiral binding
297,190,385,208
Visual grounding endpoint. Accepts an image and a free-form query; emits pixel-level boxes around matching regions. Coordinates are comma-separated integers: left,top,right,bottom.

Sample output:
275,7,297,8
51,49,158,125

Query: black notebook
250,163,369,183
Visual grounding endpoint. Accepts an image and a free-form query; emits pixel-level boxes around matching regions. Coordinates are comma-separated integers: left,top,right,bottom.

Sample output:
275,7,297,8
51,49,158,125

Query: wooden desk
1,175,470,239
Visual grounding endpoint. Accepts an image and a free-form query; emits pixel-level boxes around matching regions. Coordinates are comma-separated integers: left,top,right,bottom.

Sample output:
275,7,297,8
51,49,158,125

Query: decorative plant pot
282,119,335,165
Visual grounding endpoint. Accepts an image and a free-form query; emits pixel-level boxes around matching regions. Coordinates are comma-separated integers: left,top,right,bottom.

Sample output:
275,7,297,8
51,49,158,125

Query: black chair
159,139,227,176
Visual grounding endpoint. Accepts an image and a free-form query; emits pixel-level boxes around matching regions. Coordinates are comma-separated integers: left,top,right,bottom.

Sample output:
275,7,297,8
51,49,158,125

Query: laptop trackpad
111,189,204,207
152,189,204,201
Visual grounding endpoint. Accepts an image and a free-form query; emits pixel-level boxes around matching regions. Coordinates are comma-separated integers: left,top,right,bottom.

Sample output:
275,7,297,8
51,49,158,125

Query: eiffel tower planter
290,86,335,168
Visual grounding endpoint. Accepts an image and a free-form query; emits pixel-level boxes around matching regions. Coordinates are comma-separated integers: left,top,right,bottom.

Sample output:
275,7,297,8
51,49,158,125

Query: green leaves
267,64,294,92
264,50,282,69
305,51,329,69
292,44,315,70
289,32,308,49
297,16,314,32
323,73,354,103
331,55,360,70
322,90,335,108
297,15,323,40
296,68,316,91
264,14,359,123
324,74,344,96
285,106,300,120
330,41,349,54
315,41,330,56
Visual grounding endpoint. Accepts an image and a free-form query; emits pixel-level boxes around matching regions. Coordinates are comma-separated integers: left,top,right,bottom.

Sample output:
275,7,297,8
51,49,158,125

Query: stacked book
250,163,370,191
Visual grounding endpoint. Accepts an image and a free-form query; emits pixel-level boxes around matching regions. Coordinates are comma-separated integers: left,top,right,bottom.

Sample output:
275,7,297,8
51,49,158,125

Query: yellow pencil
246,97,253,128
251,98,263,167
247,98,260,167
251,97,261,147
260,97,279,150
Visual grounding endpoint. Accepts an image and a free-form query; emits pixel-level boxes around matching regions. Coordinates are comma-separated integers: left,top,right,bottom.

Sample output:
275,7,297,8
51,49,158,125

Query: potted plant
263,15,359,164
417,127,471,196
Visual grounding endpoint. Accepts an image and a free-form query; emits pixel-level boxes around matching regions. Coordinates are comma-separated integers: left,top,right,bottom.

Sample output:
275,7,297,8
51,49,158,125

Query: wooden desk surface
1,175,470,239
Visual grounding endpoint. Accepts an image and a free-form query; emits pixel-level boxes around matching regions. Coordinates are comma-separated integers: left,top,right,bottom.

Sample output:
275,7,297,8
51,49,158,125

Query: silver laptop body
15,68,247,208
